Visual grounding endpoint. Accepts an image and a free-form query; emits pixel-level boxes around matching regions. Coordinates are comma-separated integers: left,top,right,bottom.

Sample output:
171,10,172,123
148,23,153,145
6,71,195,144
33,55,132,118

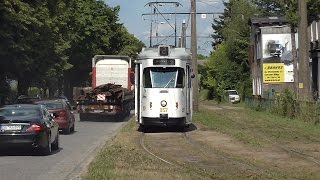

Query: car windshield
0,108,40,117
15,98,39,104
228,90,238,95
143,67,185,88
38,102,63,110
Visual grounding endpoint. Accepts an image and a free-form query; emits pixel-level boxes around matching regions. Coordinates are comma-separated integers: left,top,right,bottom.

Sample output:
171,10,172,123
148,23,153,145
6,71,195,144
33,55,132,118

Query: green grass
82,119,194,180
194,104,320,146
83,102,320,179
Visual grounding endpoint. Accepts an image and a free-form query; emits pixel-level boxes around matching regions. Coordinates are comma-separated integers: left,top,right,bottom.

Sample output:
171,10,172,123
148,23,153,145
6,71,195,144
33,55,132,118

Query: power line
142,12,224,15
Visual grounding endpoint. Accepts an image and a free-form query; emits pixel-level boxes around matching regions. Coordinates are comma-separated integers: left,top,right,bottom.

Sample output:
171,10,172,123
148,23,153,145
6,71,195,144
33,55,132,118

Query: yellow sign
299,83,304,89
263,63,285,83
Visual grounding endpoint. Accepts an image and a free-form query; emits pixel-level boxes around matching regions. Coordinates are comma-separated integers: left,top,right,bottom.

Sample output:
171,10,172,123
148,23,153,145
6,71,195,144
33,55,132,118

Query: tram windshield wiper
164,78,175,88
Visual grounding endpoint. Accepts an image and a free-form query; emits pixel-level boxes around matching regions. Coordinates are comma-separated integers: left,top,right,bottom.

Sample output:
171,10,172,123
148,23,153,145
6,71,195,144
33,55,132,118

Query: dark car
14,95,41,104
0,104,59,155
35,99,75,134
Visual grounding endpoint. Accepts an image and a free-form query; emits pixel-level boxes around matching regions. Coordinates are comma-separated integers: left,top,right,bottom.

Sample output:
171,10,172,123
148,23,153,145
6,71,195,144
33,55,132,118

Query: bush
199,89,214,101
272,89,296,118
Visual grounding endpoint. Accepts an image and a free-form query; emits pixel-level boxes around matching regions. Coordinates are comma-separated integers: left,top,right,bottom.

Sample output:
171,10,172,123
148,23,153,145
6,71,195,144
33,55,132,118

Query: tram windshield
143,67,185,88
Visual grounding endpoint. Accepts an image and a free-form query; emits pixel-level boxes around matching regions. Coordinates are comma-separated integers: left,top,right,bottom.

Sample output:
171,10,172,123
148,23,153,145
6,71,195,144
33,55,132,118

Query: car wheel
52,133,59,151
71,123,75,132
64,126,71,134
41,135,52,156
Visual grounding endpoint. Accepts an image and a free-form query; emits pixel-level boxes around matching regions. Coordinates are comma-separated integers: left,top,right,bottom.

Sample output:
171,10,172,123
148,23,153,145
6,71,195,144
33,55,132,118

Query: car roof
17,95,41,99
1,104,42,109
35,99,65,103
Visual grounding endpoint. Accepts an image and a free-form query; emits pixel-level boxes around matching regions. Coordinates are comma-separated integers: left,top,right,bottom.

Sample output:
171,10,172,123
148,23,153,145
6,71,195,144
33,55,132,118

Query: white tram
135,45,193,128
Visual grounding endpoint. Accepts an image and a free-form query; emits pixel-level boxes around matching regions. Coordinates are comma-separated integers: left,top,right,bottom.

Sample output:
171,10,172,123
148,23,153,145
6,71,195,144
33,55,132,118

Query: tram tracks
201,104,320,169
261,136,320,167
139,130,272,179
139,131,209,179
181,132,264,171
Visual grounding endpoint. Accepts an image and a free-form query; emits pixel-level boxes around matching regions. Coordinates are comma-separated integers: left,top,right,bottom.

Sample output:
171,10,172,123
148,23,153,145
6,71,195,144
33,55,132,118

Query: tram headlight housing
161,100,167,107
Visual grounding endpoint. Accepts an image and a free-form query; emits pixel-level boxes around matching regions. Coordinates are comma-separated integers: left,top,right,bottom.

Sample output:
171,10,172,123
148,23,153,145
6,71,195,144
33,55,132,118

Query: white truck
75,55,134,121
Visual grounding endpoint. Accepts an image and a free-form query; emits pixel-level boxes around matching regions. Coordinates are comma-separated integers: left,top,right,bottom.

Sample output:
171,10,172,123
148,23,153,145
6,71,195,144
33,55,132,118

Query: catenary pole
191,0,199,112
182,20,186,48
298,0,312,101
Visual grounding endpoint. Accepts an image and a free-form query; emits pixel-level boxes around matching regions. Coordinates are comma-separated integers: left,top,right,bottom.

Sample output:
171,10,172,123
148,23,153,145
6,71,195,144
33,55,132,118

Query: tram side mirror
191,74,195,79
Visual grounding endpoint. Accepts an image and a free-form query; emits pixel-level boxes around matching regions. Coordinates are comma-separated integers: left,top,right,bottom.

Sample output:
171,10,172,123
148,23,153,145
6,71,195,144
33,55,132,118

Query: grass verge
83,101,320,179
196,101,320,146
82,119,194,180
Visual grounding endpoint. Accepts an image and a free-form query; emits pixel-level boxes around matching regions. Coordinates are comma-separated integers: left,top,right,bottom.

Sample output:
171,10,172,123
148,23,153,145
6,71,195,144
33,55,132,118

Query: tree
251,0,285,16
206,0,256,100
203,43,242,101
0,0,144,98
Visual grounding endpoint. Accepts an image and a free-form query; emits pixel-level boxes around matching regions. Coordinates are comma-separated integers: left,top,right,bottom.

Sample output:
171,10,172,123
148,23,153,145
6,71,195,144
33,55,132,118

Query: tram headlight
161,100,167,107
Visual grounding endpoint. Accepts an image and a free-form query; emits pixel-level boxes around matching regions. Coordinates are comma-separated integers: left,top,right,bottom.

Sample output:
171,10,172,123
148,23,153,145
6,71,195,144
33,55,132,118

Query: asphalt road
0,113,131,180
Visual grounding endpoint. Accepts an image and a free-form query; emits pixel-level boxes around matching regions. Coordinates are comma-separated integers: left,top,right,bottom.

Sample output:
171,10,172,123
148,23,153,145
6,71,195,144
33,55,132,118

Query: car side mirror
50,113,55,119
50,113,58,119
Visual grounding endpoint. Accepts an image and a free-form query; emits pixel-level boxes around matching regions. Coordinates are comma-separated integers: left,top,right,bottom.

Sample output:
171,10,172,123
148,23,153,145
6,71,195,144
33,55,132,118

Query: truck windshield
143,67,185,88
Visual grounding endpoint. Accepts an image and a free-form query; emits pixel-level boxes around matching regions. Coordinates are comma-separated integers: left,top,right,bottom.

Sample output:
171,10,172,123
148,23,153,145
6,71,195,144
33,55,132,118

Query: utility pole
191,0,199,112
150,21,153,47
298,0,312,101
181,20,186,48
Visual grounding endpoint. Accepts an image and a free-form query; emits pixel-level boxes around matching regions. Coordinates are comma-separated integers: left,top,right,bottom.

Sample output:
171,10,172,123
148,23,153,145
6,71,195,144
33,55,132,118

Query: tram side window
143,69,152,88
176,69,185,88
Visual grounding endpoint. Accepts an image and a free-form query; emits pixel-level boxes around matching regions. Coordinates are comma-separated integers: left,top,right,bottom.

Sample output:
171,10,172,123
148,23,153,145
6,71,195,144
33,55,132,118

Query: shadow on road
138,123,197,133
78,112,133,123
0,147,63,156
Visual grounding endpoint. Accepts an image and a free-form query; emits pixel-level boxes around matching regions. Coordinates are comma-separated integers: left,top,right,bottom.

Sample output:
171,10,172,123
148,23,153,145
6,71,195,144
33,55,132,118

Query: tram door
135,63,141,122
186,65,191,117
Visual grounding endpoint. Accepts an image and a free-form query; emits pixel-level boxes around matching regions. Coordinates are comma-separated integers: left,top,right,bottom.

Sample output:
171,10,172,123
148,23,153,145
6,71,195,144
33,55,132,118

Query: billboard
263,63,293,83
262,33,294,83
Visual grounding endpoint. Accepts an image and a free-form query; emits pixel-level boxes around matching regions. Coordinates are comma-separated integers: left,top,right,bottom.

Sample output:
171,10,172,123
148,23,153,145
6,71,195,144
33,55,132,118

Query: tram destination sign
153,59,175,65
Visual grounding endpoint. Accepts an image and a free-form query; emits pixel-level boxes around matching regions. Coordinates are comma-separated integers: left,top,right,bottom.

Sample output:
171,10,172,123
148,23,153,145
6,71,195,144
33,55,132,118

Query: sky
105,0,226,56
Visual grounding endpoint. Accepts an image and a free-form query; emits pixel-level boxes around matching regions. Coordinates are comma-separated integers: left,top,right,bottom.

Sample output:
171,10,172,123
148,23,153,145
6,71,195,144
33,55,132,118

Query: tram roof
137,47,191,60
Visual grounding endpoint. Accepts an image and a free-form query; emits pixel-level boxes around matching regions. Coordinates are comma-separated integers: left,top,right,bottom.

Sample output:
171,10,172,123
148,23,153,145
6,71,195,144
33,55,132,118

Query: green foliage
0,0,144,97
205,0,255,101
251,0,285,16
273,89,296,118
251,0,320,29
246,88,320,125
197,54,207,60
203,43,242,101
207,0,320,104
295,101,320,125
199,89,213,101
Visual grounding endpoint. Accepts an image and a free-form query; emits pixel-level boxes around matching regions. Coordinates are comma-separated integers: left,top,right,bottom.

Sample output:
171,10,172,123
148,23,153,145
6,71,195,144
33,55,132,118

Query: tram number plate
160,108,168,113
